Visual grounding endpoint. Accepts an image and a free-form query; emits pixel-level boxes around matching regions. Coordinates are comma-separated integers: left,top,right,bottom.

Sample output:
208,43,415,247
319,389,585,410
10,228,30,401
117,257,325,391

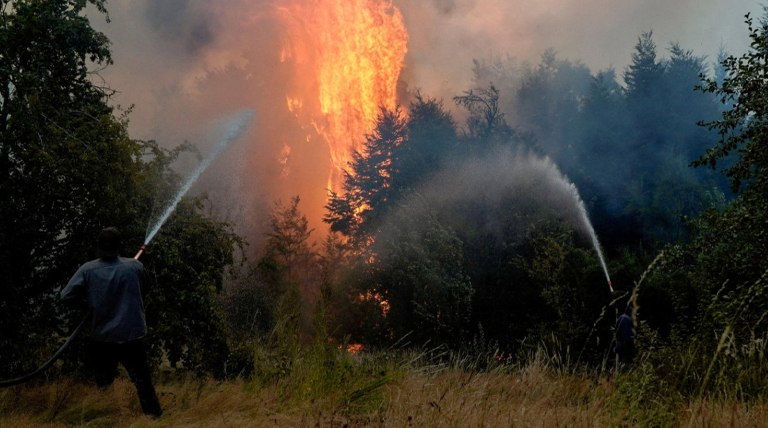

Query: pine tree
623,31,665,98
325,107,407,241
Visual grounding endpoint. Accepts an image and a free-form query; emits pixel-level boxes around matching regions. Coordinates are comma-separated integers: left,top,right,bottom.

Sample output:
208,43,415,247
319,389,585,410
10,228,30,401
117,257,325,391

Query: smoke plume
87,0,761,249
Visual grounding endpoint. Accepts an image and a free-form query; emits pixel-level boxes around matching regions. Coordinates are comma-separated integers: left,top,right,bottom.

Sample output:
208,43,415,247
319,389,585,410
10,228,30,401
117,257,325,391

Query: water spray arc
144,110,254,247
567,182,613,292
0,111,254,388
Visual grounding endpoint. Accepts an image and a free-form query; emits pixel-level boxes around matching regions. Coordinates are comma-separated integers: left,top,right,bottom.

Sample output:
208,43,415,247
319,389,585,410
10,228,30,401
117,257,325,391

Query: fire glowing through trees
274,0,408,192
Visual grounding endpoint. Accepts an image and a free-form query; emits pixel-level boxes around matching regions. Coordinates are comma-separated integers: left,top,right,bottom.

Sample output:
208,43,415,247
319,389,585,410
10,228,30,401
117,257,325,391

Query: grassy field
2,353,768,428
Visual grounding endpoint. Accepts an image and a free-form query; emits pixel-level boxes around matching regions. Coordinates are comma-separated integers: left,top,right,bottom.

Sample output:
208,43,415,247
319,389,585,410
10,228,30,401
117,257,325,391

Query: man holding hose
61,227,162,419
615,303,636,371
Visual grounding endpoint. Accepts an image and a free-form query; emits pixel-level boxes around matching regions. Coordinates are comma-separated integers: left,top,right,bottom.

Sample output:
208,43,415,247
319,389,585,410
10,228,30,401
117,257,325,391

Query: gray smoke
144,0,215,54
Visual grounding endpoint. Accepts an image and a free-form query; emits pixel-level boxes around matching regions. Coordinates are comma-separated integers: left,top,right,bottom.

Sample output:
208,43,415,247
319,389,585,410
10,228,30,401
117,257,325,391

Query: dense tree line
274,13,766,368
219,11,768,379
475,34,730,248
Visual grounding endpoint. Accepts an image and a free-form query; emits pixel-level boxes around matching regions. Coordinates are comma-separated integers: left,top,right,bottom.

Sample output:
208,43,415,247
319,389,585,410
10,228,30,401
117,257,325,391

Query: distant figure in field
61,227,162,419
615,303,636,371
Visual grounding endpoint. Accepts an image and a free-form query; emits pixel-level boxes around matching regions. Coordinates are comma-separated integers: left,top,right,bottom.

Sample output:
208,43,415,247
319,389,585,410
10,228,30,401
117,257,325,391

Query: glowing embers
346,343,364,354
275,0,408,192
286,96,303,114
360,290,390,316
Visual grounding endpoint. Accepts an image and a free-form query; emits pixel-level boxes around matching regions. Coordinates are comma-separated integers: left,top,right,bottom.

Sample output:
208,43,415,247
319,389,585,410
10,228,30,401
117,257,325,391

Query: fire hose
0,245,147,388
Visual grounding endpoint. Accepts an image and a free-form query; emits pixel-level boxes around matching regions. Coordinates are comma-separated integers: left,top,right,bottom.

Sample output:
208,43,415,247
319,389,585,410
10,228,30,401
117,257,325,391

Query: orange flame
278,143,292,177
275,0,408,192
360,291,390,316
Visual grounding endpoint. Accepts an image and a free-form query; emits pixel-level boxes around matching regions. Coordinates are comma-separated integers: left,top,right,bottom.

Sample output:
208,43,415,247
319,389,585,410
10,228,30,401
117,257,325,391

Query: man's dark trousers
91,339,162,417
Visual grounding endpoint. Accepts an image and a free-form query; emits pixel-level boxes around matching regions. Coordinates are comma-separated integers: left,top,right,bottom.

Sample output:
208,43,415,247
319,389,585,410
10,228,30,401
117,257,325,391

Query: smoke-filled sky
92,0,761,134
85,0,762,246
398,0,761,96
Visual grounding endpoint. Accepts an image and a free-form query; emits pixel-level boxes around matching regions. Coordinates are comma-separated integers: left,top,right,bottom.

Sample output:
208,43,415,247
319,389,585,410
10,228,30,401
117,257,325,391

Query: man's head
98,227,121,259
624,304,634,316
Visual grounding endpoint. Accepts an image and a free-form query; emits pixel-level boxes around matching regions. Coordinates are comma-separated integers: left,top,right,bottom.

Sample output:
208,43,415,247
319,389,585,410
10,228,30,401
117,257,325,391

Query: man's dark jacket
616,309,635,357
61,257,149,343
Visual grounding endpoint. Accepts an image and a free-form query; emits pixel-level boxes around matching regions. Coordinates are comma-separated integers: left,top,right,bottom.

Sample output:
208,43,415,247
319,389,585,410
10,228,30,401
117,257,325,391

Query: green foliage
247,341,404,414
616,281,768,403
321,83,613,354
623,153,717,244
241,271,403,414
222,268,274,343
611,361,684,426
223,195,329,382
0,0,132,377
619,11,768,399
268,281,303,382
472,32,724,247
516,49,591,158
325,91,534,245
454,84,536,154
266,196,316,284
143,196,243,377
506,219,611,358
453,85,507,143
369,199,473,348
661,9,768,339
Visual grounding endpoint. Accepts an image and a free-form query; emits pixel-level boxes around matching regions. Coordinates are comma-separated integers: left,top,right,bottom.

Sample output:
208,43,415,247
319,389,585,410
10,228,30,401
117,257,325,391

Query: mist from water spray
144,110,254,246
391,147,611,288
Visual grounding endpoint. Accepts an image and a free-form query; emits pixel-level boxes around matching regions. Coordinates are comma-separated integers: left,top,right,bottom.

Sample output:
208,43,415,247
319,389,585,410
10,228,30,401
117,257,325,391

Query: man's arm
61,266,88,310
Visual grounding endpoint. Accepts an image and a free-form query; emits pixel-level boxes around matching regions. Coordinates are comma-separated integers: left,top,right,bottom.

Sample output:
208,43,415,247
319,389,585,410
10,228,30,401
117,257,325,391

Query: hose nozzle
134,244,148,260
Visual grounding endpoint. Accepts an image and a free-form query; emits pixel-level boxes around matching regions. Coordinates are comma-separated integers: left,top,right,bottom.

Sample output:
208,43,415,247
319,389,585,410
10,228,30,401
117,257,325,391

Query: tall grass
4,346,768,427
4,264,768,426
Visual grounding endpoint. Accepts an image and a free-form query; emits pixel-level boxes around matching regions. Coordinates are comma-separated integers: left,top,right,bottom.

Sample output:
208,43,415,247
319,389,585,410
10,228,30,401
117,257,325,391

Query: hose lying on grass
0,315,89,388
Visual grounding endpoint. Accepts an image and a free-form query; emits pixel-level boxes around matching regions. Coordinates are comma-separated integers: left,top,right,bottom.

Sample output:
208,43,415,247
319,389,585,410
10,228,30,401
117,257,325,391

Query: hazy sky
396,0,762,96
90,0,763,138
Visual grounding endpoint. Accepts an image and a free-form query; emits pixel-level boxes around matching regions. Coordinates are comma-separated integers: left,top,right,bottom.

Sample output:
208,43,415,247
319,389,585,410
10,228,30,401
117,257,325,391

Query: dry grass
2,361,768,428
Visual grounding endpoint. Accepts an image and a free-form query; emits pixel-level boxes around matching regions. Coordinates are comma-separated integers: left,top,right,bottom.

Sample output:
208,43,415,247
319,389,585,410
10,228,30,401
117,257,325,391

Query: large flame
275,0,408,192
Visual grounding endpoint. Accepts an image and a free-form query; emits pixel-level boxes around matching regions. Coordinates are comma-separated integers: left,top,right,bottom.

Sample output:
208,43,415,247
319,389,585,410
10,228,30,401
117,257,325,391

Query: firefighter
615,303,635,371
61,227,162,418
